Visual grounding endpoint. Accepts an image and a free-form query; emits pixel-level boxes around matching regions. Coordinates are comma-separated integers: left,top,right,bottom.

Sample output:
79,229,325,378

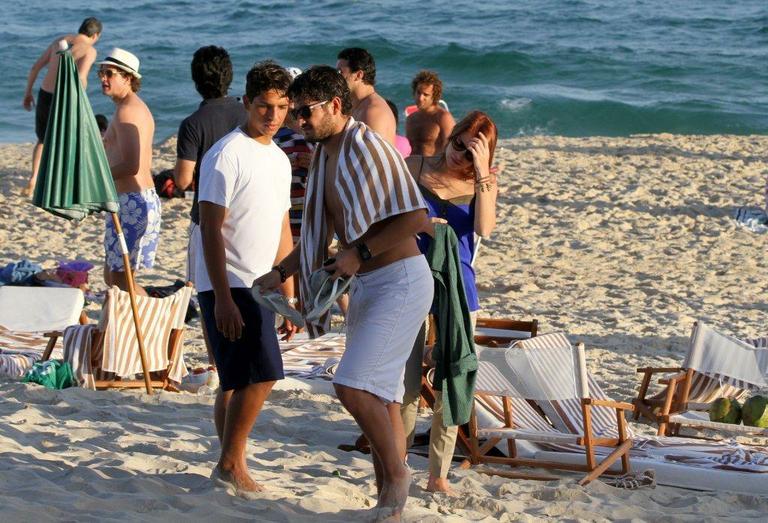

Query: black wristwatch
355,242,372,262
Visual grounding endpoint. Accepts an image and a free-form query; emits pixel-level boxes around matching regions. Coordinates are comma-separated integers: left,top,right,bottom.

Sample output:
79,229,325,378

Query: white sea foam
500,97,533,111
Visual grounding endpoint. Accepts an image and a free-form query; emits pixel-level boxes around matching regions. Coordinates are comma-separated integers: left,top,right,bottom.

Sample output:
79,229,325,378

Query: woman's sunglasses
451,135,474,162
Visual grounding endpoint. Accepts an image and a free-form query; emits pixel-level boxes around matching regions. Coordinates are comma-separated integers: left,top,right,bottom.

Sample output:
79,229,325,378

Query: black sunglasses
290,100,329,120
451,135,473,161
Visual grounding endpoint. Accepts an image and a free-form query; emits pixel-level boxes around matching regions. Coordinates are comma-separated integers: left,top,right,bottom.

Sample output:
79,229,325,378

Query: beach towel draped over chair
465,332,634,485
46,285,192,391
633,321,768,437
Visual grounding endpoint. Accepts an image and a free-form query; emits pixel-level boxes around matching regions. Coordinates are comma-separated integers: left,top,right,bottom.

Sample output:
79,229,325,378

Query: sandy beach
2,134,768,521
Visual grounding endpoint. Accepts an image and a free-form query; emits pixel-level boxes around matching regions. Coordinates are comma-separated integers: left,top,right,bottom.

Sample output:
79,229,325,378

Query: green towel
427,224,477,426
22,360,76,389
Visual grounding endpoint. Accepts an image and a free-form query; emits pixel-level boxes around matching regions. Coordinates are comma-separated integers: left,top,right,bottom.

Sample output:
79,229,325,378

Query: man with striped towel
255,65,432,521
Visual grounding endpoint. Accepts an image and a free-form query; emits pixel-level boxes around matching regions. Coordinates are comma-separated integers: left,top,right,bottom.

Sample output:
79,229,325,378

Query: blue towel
733,207,768,234
0,260,42,286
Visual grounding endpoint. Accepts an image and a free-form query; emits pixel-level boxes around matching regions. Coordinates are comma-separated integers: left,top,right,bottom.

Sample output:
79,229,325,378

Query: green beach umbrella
33,47,119,220
31,45,154,394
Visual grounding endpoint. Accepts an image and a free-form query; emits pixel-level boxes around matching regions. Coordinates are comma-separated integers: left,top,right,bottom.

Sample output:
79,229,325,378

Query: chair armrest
636,366,683,374
44,330,64,338
584,398,635,412
658,371,687,385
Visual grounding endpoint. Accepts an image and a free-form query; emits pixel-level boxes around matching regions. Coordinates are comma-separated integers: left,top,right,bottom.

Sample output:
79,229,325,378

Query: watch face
357,243,372,261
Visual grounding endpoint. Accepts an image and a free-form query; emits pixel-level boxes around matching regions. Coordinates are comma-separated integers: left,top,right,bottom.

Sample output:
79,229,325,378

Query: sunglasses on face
97,68,124,79
451,135,474,162
290,100,329,120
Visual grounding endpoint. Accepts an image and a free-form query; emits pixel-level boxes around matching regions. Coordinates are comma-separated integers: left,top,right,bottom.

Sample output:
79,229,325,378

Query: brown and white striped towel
99,285,191,382
299,118,427,336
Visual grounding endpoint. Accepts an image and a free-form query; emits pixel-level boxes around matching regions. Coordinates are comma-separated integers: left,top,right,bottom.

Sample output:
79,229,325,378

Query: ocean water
2,0,767,143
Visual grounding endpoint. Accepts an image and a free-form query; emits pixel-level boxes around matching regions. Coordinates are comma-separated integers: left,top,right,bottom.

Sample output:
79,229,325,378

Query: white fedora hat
97,48,142,79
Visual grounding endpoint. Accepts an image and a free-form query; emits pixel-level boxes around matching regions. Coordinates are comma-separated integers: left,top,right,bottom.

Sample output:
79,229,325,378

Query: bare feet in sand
210,465,264,500
426,475,456,496
375,467,411,522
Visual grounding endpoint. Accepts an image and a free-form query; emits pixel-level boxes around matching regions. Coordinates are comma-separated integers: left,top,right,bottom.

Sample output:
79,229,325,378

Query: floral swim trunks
104,188,162,272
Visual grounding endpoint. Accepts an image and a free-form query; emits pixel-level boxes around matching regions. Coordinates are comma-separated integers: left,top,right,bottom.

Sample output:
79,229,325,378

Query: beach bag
153,169,186,199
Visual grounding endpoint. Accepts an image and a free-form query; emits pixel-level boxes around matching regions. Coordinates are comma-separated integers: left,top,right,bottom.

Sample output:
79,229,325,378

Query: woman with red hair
401,110,499,494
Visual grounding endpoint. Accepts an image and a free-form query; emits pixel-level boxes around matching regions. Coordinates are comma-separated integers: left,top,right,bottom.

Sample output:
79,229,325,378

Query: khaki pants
400,314,476,479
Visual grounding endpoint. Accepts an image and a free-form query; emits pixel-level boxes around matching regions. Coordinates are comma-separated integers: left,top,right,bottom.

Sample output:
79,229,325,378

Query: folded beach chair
463,333,633,485
0,286,86,378
468,332,768,493
42,285,192,392
633,321,768,437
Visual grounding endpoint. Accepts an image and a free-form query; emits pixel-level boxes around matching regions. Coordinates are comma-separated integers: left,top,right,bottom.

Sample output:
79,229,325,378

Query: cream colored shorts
333,255,433,403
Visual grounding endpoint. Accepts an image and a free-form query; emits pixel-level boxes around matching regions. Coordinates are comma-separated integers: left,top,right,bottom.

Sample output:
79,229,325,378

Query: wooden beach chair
465,331,768,491
42,284,192,392
0,286,86,378
640,322,768,438
463,333,633,485
657,322,768,436
419,317,538,456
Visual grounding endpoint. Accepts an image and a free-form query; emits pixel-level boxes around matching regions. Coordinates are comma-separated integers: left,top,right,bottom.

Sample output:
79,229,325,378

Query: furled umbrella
32,42,154,393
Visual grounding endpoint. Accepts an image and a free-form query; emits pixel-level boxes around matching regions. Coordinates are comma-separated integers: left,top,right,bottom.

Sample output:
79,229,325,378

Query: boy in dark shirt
174,46,246,367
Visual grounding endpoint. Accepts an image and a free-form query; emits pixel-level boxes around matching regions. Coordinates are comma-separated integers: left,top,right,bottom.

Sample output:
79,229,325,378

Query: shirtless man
21,17,102,196
405,70,455,156
255,65,432,522
99,48,159,295
336,48,396,145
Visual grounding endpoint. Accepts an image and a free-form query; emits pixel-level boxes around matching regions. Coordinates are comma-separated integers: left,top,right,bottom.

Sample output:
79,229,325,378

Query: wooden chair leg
633,371,653,421
657,376,678,436
41,333,60,362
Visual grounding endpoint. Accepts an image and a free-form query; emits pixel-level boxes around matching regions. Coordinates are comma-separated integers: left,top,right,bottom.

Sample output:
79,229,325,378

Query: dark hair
287,65,352,115
245,60,291,100
446,111,498,178
385,99,399,126
78,17,102,37
95,114,108,133
337,47,376,86
411,70,443,105
129,74,142,93
191,46,233,99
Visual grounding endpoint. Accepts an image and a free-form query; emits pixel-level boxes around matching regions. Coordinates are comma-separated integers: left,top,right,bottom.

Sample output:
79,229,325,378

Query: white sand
1,135,767,521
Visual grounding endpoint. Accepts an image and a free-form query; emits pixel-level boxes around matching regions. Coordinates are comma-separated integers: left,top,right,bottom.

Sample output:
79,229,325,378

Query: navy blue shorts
198,288,284,391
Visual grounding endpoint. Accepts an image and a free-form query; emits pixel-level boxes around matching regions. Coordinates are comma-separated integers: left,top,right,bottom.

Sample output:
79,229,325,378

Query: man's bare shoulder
437,108,455,126
114,95,152,122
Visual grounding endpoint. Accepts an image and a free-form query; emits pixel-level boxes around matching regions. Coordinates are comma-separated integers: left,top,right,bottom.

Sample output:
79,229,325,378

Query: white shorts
333,255,433,403
186,222,198,283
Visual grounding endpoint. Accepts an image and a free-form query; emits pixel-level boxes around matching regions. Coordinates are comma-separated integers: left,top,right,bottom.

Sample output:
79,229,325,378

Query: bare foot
426,475,456,496
375,468,411,522
20,185,34,198
211,465,264,500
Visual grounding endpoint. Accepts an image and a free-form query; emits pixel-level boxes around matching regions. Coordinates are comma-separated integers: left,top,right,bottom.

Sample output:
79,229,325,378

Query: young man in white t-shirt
194,60,294,498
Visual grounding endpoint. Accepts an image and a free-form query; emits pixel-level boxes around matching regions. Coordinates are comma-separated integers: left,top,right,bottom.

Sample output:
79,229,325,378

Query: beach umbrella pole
110,212,153,394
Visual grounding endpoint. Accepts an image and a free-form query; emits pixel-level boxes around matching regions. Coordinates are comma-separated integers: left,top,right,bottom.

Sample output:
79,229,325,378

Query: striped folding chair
463,333,634,485
633,321,768,437
419,317,538,456
44,285,192,392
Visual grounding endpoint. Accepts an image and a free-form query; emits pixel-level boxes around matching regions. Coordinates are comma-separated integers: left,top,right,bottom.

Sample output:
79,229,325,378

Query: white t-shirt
193,128,291,292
